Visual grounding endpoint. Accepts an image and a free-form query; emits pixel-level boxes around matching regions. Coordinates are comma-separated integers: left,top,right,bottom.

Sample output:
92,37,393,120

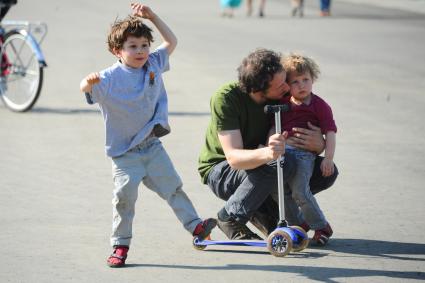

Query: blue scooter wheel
267,229,293,257
192,236,207,250
289,226,309,252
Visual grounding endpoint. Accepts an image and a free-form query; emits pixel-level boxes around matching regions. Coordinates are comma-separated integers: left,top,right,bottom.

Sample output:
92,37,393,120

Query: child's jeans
110,135,201,247
284,146,328,230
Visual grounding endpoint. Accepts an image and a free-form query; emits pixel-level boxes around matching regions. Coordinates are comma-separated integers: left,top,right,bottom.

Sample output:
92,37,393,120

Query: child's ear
113,48,121,58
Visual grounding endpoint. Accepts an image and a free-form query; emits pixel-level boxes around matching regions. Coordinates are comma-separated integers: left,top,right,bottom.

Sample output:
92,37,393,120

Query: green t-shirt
198,82,276,184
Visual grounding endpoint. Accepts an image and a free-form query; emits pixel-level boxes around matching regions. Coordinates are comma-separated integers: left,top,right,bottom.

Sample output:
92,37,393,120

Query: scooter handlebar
264,104,290,114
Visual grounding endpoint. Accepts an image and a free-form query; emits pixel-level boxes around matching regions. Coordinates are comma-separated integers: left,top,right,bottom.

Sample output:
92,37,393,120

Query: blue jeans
320,0,331,11
207,159,294,224
206,155,338,227
284,148,327,229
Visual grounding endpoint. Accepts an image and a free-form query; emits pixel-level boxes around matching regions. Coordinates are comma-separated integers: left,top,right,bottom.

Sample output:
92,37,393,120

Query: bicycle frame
1,20,47,67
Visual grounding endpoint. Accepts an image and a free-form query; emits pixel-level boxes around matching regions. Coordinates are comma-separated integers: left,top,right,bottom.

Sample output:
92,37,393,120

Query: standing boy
80,3,216,267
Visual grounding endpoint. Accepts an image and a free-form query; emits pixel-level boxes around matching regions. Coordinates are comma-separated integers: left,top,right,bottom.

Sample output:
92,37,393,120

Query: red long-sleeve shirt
279,93,337,136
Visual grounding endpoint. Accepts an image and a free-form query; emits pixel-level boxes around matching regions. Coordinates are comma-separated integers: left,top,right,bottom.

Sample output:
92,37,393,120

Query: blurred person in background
291,0,304,17
220,0,242,17
246,0,266,17
319,0,331,16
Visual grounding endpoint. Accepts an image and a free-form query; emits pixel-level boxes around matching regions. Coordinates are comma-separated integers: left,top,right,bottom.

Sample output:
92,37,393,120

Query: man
198,48,338,240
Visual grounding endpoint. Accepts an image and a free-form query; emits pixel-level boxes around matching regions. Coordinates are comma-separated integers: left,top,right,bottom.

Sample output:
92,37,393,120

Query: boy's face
288,71,313,103
115,36,150,69
263,71,290,100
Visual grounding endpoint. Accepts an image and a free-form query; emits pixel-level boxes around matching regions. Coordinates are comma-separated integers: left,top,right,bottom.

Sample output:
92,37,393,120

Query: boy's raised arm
131,3,177,55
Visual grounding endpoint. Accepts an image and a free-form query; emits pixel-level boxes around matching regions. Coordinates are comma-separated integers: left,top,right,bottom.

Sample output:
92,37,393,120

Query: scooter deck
195,239,267,247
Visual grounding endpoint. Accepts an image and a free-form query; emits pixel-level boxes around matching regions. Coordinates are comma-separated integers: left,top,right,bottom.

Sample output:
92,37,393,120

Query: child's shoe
107,245,129,268
193,218,217,241
299,222,310,233
312,223,333,246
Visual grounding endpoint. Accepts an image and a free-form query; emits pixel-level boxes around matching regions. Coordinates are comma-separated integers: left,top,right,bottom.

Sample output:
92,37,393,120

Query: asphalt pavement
0,0,424,282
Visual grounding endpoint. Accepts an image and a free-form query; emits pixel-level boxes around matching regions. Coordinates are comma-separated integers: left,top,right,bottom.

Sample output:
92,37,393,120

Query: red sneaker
193,218,217,241
313,223,333,246
107,246,129,268
299,222,311,233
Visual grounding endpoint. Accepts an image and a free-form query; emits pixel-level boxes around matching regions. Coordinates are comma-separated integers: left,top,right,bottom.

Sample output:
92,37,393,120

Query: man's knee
254,162,276,177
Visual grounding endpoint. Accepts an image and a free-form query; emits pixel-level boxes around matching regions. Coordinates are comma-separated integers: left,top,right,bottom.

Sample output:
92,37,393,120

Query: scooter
193,104,309,257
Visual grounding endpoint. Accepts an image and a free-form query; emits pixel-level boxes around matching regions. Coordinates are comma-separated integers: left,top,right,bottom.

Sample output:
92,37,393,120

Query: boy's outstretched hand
80,72,100,93
85,72,100,85
131,3,155,20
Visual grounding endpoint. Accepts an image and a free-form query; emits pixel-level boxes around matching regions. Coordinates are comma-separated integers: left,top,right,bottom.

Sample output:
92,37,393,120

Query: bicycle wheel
0,30,43,112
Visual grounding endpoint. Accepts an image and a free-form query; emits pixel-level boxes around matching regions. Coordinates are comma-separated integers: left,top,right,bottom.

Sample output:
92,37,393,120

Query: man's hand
218,130,287,170
267,132,287,160
131,3,156,20
287,122,325,153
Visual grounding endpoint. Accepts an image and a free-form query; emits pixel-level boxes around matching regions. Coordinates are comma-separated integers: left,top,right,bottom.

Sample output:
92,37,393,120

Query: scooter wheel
267,229,293,257
192,236,206,251
289,226,309,252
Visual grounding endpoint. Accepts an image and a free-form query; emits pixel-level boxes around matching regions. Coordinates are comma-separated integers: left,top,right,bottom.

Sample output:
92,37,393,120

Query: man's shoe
217,217,262,240
312,223,333,246
249,211,277,237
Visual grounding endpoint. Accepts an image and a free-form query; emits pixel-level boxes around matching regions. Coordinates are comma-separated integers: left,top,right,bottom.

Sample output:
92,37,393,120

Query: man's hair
281,53,320,82
107,15,154,54
237,48,283,94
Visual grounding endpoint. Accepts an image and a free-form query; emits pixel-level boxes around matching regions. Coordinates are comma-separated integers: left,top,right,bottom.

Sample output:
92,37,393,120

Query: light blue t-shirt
91,47,170,157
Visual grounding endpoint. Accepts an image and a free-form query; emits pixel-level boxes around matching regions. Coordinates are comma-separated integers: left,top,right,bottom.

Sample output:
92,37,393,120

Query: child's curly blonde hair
107,15,154,54
282,53,320,82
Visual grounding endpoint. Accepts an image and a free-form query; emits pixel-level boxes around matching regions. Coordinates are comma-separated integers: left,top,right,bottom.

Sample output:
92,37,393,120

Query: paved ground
342,0,425,14
0,0,424,282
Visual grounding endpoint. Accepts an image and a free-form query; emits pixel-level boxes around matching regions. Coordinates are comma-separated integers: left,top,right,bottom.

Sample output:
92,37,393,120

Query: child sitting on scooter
277,53,337,246
79,3,216,267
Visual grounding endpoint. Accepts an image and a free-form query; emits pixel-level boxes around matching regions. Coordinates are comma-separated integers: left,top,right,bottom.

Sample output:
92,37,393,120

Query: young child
280,53,337,245
80,3,216,268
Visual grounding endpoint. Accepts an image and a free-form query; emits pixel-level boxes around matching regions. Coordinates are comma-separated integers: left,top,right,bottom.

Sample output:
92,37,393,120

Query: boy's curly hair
237,48,283,94
107,15,154,54
282,53,320,82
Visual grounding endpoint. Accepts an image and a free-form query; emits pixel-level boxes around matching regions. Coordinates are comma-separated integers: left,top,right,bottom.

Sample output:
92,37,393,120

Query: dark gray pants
206,155,338,224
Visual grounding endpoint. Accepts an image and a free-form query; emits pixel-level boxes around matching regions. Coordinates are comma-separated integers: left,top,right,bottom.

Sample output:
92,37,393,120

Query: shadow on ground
312,238,425,262
124,238,424,282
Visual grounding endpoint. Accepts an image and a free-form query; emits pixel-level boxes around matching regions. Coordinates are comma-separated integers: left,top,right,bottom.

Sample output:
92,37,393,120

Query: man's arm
131,3,177,55
218,129,286,170
286,122,325,154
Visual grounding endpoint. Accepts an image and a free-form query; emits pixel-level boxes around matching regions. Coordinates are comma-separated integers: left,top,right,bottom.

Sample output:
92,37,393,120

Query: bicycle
0,1,47,112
